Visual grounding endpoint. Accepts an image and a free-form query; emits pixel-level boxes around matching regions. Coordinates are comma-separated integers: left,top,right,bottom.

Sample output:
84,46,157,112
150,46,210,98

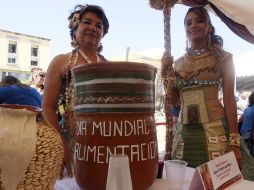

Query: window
8,58,16,64
31,46,38,57
31,45,39,66
8,41,17,65
2,72,7,79
8,42,17,53
31,60,38,66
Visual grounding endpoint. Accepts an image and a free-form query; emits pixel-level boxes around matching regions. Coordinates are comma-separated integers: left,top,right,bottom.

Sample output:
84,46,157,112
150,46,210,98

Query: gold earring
185,38,190,50
97,43,103,53
71,38,78,48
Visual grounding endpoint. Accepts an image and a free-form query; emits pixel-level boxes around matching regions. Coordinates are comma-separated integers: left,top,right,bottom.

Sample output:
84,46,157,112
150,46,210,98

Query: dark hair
248,92,254,106
68,4,109,38
184,6,223,47
1,76,29,88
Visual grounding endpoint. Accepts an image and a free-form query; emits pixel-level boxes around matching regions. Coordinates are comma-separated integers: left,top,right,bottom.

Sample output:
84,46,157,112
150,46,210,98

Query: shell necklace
186,47,210,56
78,49,100,63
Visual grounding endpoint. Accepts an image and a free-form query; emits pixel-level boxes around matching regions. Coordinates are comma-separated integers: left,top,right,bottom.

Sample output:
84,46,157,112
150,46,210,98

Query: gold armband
228,133,240,147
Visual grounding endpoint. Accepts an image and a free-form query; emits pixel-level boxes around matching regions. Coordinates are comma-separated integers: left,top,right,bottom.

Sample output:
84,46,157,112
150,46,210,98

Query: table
54,167,195,190
226,180,254,190
54,178,187,190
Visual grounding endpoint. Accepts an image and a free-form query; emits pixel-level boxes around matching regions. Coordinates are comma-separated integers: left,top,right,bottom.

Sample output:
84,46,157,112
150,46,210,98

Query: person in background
30,67,46,95
42,4,109,179
240,94,248,109
239,92,254,144
172,104,180,125
161,6,254,180
172,104,181,137
0,76,42,108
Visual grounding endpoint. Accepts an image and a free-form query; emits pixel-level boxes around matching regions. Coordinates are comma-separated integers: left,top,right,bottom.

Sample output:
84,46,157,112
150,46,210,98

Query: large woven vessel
0,104,63,190
72,62,158,190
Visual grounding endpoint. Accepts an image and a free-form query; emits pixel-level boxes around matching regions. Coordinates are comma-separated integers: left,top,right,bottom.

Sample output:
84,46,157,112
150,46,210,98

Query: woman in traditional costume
42,4,109,179
161,6,254,180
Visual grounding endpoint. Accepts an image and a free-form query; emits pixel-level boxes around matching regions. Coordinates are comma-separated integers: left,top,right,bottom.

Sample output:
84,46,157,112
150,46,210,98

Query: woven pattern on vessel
76,96,151,104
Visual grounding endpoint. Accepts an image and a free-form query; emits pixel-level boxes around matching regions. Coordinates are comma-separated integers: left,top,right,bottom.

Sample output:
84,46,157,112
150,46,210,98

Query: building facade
0,29,50,82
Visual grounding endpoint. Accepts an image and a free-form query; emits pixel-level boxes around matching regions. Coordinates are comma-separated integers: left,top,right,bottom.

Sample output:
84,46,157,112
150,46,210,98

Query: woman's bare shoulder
47,53,71,74
50,53,70,66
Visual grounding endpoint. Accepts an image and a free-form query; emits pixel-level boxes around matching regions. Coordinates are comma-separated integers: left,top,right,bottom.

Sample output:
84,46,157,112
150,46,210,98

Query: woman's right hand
59,140,73,179
227,145,242,169
161,51,174,77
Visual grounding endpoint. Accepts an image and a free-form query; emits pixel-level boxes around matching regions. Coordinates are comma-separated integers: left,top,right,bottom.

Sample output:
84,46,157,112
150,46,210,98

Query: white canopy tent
211,0,254,36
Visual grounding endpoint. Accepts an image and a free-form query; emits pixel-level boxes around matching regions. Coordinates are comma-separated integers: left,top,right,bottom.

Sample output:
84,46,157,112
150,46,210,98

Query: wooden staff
163,1,175,160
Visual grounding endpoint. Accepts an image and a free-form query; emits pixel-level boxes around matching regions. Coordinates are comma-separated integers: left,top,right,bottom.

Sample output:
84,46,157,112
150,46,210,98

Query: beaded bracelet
228,133,240,147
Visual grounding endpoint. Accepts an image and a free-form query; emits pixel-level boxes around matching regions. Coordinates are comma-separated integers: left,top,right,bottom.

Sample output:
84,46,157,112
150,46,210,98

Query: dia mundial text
76,119,155,136
75,118,157,163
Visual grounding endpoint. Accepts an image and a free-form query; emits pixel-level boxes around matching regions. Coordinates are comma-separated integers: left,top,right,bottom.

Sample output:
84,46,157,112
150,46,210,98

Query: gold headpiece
69,13,80,29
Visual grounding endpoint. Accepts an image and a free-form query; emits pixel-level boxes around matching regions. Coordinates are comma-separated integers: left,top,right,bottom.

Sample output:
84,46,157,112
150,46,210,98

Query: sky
0,0,253,75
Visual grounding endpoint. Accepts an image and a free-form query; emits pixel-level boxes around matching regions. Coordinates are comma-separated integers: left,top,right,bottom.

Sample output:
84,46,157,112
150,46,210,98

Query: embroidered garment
171,49,254,181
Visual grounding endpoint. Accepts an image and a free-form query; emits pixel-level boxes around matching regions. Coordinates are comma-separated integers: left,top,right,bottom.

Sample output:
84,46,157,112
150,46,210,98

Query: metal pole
126,47,130,62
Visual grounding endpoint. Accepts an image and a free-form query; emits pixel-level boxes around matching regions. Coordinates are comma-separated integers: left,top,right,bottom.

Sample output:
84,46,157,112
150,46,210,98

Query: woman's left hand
227,145,242,169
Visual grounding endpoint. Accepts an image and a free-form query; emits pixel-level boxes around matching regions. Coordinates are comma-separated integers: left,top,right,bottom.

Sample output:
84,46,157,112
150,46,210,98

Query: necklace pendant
186,48,210,56
78,49,100,63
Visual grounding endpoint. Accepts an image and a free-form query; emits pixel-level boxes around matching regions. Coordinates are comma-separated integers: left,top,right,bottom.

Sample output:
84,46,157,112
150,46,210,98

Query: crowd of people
1,3,254,182
0,75,42,108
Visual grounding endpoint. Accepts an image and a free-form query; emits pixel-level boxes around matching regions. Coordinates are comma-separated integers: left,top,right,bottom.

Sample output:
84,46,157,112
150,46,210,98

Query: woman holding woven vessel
161,6,254,180
42,4,109,179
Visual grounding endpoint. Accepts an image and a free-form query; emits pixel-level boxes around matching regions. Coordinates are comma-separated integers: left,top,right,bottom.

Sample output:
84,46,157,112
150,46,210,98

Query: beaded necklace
186,48,211,56
78,49,101,63
64,50,78,107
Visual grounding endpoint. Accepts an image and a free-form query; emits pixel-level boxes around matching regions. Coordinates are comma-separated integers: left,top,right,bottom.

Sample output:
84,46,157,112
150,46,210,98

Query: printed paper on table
188,151,254,190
